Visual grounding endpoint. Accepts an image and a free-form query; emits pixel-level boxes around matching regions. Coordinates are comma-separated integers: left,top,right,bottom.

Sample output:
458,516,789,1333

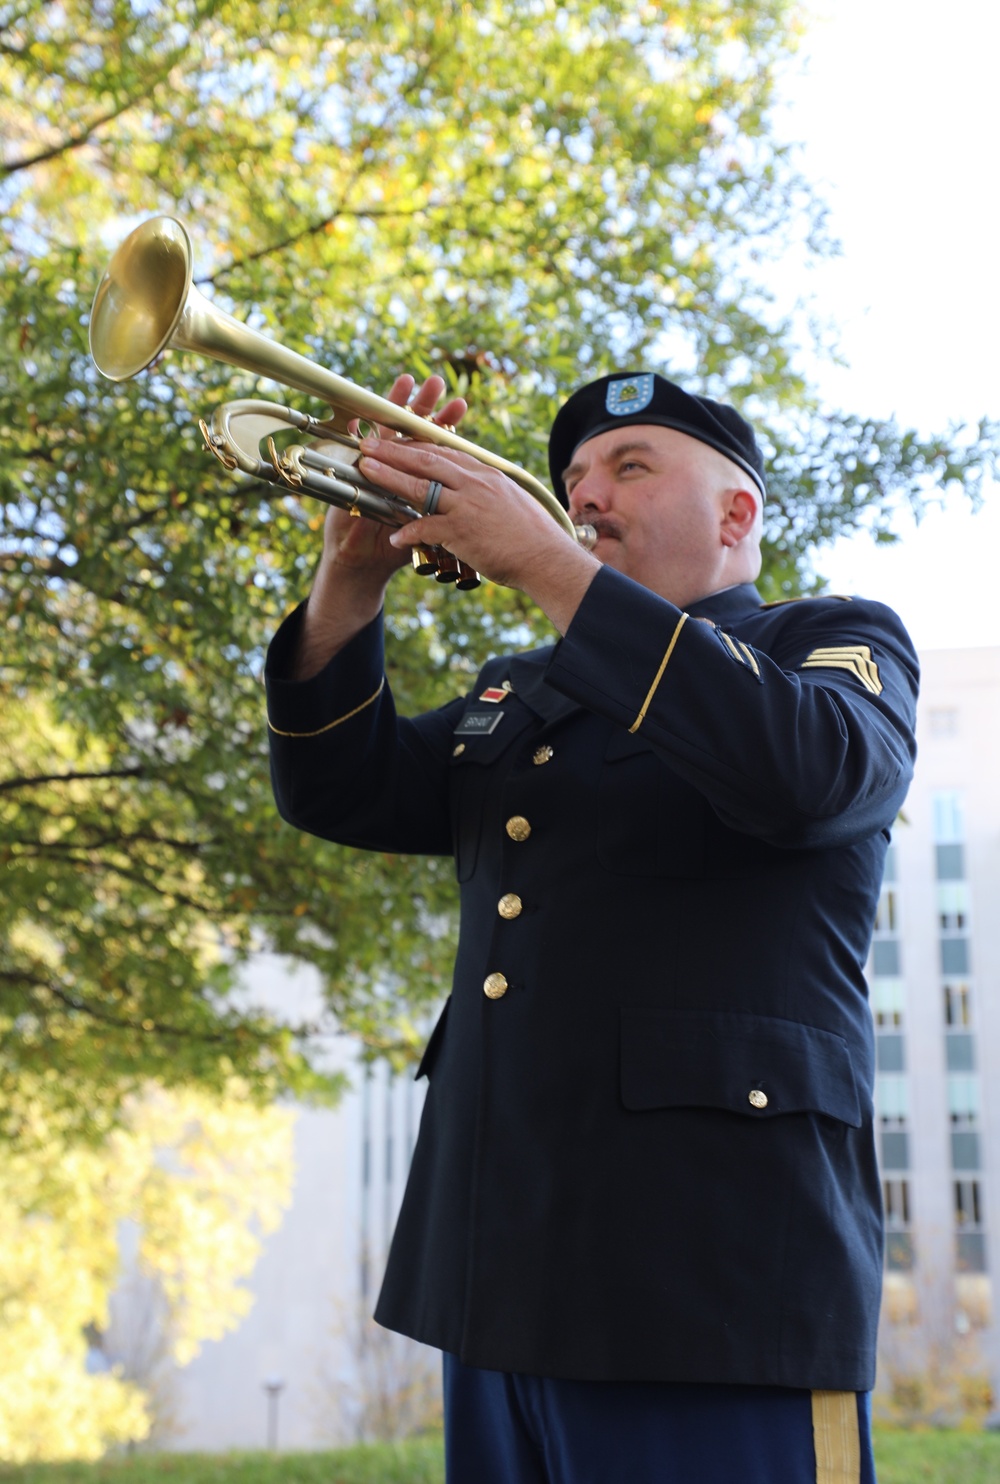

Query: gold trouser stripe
628,612,689,734
811,1391,861,1484
267,677,385,738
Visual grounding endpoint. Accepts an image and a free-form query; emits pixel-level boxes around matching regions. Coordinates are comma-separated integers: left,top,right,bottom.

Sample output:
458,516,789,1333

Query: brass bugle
89,216,598,587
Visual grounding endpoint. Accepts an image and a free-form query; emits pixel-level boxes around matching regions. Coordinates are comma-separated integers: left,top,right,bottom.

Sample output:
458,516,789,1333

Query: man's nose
568,472,611,518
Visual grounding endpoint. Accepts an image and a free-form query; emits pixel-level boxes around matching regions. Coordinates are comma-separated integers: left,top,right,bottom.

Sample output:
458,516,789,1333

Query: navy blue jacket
265,566,919,1391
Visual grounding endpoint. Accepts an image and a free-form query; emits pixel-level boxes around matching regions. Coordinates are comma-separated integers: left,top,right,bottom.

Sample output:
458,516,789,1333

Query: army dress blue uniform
265,558,918,1478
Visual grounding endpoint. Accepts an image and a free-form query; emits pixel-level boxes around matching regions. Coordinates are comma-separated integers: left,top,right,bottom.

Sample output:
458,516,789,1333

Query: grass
872,1427,1000,1483
2,1429,1000,1483
0,1439,445,1484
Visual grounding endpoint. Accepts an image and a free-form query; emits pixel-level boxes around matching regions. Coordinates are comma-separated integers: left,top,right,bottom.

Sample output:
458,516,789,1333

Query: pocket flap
450,707,535,766
620,1009,861,1126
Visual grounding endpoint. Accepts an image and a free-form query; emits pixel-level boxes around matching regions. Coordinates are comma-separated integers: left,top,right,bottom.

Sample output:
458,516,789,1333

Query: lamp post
263,1375,285,1450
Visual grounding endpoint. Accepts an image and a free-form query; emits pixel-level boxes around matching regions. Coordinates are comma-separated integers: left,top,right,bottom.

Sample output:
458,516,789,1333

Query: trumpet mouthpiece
574,524,598,551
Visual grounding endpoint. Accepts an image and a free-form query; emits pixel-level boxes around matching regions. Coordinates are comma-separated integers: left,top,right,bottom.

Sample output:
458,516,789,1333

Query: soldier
265,371,918,1484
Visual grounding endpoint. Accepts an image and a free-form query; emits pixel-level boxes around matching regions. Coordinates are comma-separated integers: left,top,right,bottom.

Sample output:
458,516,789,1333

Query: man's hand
356,434,602,633
291,373,466,679
321,373,468,589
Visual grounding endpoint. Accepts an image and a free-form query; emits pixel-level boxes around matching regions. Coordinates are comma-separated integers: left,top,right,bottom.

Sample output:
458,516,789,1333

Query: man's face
563,423,755,607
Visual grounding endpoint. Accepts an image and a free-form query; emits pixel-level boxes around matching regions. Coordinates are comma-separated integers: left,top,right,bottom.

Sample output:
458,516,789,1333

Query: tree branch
0,766,147,795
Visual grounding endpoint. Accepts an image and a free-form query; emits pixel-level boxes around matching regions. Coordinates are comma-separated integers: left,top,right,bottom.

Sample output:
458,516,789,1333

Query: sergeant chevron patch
801,645,883,696
716,627,762,682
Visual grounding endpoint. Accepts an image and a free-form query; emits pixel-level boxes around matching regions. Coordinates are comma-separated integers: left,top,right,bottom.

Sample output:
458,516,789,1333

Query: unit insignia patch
800,645,883,696
606,374,654,417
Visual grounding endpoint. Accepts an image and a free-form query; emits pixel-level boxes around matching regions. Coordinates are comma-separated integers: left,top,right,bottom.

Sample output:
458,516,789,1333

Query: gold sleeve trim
267,676,385,737
801,645,882,696
811,1390,861,1484
628,612,689,734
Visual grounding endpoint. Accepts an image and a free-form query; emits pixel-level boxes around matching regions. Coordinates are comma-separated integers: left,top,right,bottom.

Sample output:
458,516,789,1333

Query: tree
1,0,996,1123
0,1078,293,1460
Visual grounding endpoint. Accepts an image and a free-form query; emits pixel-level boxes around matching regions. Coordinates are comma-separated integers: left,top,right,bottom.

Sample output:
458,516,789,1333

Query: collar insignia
479,686,510,704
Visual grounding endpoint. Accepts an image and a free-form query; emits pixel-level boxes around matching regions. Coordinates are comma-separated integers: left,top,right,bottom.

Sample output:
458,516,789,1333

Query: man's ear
719,488,759,548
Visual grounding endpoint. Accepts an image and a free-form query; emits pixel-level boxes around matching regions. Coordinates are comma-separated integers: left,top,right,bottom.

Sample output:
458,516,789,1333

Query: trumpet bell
88,214,596,572
90,217,194,382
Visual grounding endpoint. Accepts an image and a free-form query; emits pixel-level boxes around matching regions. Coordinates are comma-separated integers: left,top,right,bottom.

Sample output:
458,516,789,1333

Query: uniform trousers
443,1353,876,1484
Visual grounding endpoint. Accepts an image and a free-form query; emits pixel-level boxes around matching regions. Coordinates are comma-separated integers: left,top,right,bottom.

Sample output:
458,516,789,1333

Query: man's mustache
576,514,623,541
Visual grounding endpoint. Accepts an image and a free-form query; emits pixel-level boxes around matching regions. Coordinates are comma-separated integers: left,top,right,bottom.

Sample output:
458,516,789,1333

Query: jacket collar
685,582,763,625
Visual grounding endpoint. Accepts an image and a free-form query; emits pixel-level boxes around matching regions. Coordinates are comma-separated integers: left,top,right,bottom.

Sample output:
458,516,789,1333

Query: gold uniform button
484,972,508,1000
533,745,554,766
498,893,523,920
505,815,532,842
453,743,466,757
748,1089,768,1109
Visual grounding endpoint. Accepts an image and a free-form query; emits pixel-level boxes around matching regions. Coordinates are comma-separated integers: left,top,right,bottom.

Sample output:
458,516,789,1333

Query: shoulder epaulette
759,594,853,609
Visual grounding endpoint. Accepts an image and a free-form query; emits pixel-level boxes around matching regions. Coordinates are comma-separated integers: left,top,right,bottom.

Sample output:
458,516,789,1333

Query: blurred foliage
1,0,997,1130
0,1078,293,1460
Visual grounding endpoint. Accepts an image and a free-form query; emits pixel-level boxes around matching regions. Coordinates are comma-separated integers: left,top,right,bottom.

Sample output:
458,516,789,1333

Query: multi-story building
873,647,1000,1398
148,645,1000,1448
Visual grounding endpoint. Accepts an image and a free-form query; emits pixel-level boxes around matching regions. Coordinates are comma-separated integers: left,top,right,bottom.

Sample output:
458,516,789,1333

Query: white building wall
155,955,436,1451
901,648,1000,1385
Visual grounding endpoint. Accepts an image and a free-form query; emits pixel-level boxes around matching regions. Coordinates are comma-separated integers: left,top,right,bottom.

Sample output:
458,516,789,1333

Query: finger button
498,893,522,920
505,815,531,842
484,972,508,1000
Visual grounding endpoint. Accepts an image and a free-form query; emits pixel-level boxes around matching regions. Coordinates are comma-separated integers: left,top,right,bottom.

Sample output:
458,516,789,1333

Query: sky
770,0,1000,650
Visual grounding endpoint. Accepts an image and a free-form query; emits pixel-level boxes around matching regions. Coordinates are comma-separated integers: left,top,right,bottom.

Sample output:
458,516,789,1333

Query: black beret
548,371,767,508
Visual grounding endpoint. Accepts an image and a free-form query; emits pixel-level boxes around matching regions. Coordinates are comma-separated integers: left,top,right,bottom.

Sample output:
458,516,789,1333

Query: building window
945,1033,976,1073
935,843,966,881
881,1130,910,1170
884,1179,914,1271
947,1074,980,1125
877,1034,906,1073
940,938,970,976
877,1074,909,1124
872,977,905,1028
951,1131,981,1171
937,881,970,931
872,939,901,976
954,1180,983,1227
885,1178,912,1226
932,791,965,844
957,1233,988,1273
874,886,899,935
944,981,973,1028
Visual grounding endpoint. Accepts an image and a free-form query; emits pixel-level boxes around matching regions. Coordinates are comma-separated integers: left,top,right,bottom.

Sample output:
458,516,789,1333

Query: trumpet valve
433,550,461,583
411,546,441,577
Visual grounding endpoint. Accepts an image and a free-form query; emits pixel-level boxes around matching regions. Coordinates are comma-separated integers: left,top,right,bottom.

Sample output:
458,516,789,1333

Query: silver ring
425,479,443,516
